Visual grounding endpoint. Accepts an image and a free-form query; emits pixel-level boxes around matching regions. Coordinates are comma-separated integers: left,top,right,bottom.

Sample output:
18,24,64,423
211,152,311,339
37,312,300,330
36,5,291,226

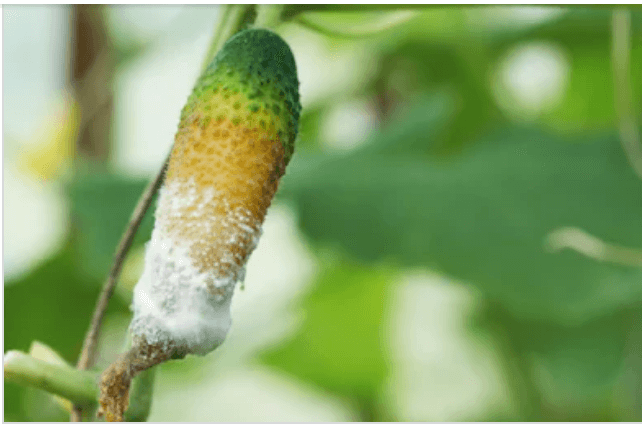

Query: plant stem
109,333,156,422
71,153,169,421
201,4,232,71
70,4,115,167
123,368,156,422
5,351,98,407
254,4,284,29
612,8,642,181
202,4,253,73
76,155,169,371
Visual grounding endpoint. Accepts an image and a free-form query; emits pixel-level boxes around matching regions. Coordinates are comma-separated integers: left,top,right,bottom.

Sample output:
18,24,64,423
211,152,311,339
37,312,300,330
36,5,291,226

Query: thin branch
5,351,98,406
545,226,642,267
202,4,253,73
99,334,156,422
70,4,115,166
82,161,169,367
201,4,232,72
612,8,642,181
76,155,169,371
71,153,169,421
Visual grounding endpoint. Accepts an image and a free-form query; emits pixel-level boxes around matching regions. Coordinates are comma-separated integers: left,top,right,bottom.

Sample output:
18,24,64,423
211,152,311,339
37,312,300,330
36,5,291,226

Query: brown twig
98,338,175,422
70,4,115,166
70,154,169,421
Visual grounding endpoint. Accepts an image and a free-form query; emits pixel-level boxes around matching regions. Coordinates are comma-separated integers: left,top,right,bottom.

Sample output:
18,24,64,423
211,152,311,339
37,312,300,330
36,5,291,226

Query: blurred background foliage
4,5,642,422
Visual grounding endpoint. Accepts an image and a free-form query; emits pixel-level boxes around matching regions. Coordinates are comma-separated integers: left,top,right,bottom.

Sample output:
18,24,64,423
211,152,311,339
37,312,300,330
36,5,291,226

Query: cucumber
99,29,301,422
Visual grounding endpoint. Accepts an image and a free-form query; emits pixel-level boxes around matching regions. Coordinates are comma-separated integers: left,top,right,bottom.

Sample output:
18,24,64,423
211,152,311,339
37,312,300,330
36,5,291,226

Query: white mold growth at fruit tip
129,179,263,356
129,231,231,355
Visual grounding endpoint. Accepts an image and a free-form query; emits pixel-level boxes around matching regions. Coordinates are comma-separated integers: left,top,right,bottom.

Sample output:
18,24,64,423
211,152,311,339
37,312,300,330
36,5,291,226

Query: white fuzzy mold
129,178,262,356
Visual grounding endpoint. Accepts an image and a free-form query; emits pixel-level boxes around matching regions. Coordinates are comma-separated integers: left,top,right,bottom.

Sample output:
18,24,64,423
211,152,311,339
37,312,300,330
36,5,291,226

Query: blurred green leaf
488,8,642,52
67,173,155,280
482,8,642,136
4,240,129,421
477,302,630,421
538,44,642,133
360,92,457,156
114,38,151,69
296,104,326,153
371,39,502,155
283,4,431,20
260,260,395,417
5,243,100,363
281,120,642,324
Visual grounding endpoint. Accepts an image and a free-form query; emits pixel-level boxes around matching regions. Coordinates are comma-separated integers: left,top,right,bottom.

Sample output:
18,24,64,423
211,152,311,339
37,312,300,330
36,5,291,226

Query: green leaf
283,4,431,20
259,260,395,414
359,92,457,156
296,103,329,153
281,124,642,324
476,303,630,420
5,242,102,362
483,9,642,136
369,39,503,155
487,8,642,52
67,172,156,280
539,44,642,134
4,241,130,421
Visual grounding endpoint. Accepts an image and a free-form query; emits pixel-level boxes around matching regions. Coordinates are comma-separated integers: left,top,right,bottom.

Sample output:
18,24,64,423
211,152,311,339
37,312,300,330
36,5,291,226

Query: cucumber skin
181,29,301,165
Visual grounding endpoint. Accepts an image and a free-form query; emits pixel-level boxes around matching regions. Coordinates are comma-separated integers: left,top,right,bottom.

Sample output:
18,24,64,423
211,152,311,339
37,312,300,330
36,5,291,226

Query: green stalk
202,4,253,72
4,351,98,407
254,4,285,29
124,368,156,422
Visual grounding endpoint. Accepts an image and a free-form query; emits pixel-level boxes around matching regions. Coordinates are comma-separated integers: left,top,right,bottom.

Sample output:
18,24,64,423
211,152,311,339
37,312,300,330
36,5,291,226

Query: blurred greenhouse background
4,4,642,422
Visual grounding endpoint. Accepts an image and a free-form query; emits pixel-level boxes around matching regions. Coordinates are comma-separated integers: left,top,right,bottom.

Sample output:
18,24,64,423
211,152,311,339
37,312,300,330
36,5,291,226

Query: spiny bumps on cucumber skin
101,29,300,422
129,28,301,356
162,27,300,282
180,28,301,166
163,28,300,289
